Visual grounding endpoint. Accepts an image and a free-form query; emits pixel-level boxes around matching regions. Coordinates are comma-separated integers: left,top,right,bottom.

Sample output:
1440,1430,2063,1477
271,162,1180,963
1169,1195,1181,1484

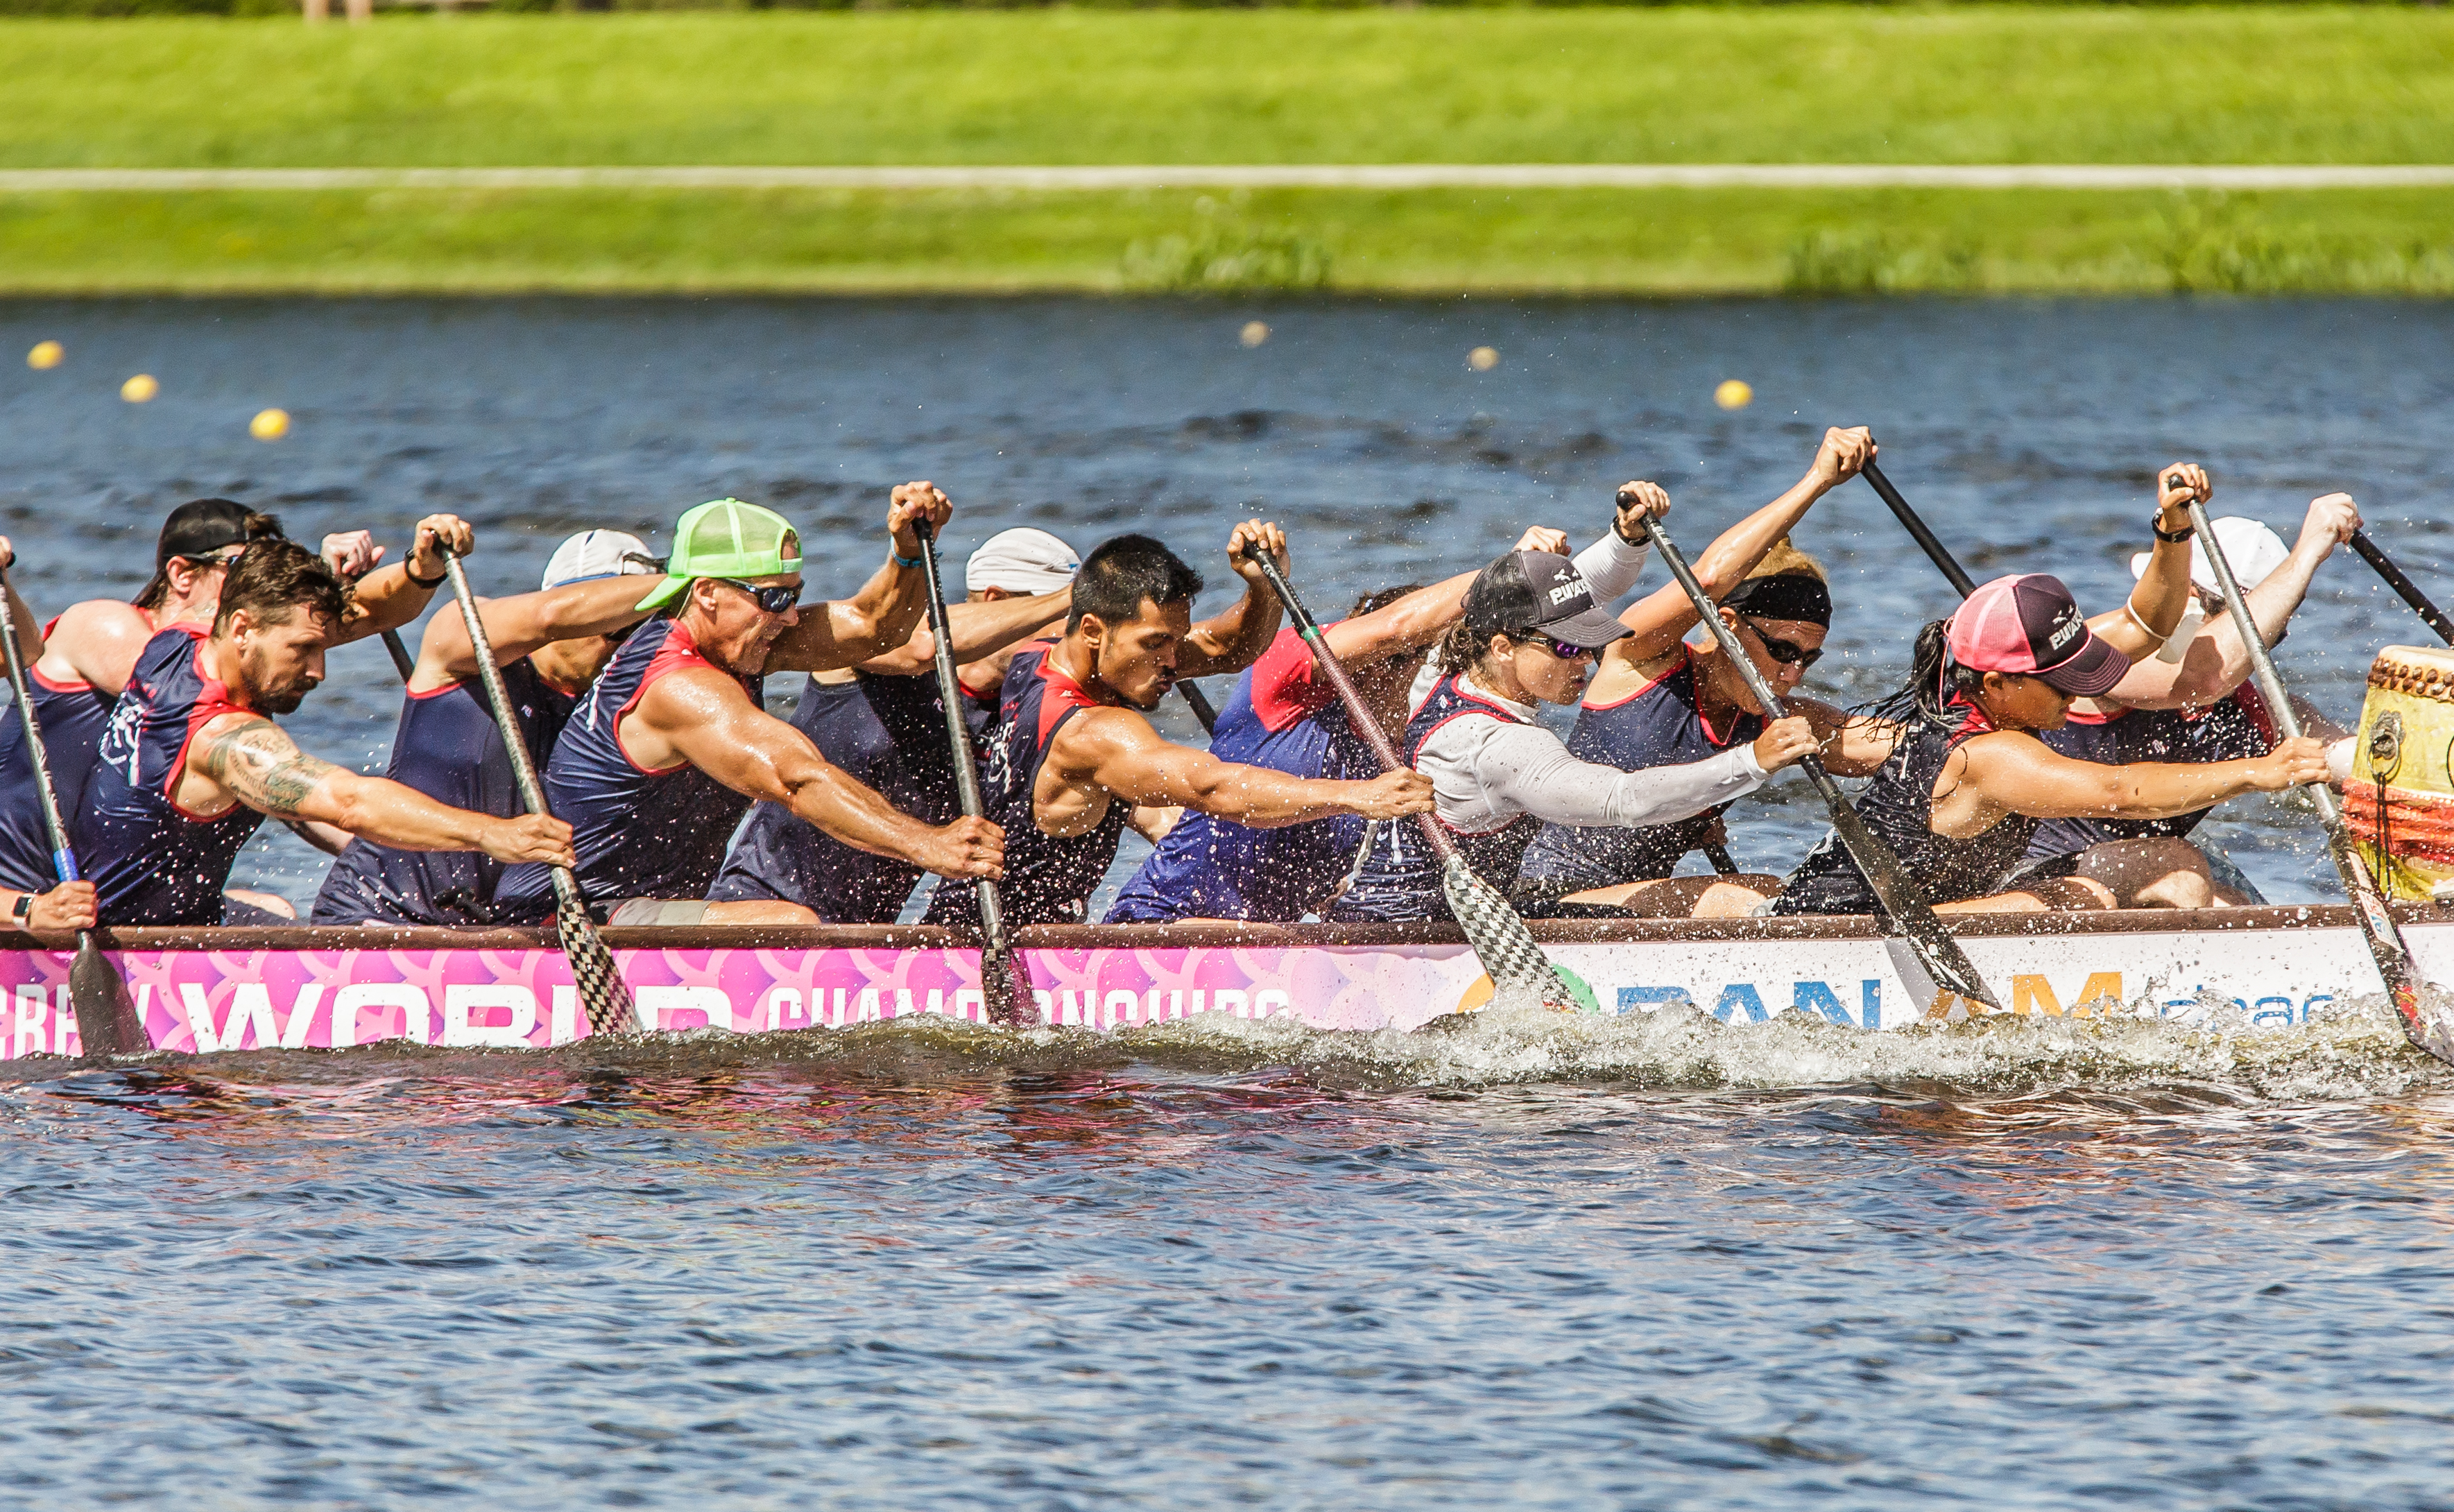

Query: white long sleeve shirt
1418,673,1769,836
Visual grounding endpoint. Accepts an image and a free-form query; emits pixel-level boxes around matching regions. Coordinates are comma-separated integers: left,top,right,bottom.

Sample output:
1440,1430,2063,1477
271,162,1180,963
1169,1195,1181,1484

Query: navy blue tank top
1105,624,1378,923
708,667,986,922
2023,691,2273,862
1330,671,1537,924
496,617,763,916
74,626,267,926
311,658,578,925
1773,702,2034,916
925,643,1125,929
1516,646,1765,897
0,623,120,892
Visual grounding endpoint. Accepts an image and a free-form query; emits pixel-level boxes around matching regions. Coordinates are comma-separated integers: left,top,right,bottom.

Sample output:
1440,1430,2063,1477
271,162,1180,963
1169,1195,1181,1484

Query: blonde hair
1745,536,1826,584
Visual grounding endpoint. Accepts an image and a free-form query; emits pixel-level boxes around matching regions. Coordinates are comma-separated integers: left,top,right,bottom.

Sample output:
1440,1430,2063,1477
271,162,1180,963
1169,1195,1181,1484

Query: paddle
2346,531,2454,647
1861,458,1978,600
911,518,1035,1027
1631,501,2000,1013
438,551,635,1039
2187,498,2454,1064
1178,679,1220,736
0,565,144,1056
1703,843,1740,876
1237,541,1580,1011
379,629,416,680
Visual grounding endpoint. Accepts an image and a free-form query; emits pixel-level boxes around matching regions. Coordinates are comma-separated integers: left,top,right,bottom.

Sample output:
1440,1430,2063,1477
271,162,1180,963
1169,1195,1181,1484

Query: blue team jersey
497,616,763,916
0,624,119,893
1105,623,1375,923
312,658,578,925
74,626,267,926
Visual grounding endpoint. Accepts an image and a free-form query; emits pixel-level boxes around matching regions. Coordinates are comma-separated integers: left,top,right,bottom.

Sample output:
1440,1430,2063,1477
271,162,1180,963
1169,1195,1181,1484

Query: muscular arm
1321,570,1477,664
413,575,667,691
1176,585,1283,680
337,560,435,644
191,716,542,854
1790,696,1902,778
2110,549,2327,711
1937,730,2296,838
637,669,979,870
855,590,1069,677
1057,706,1398,828
764,556,930,674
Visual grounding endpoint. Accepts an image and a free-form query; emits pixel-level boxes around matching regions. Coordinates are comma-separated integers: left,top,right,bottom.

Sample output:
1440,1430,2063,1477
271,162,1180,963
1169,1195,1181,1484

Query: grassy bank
1,8,2450,293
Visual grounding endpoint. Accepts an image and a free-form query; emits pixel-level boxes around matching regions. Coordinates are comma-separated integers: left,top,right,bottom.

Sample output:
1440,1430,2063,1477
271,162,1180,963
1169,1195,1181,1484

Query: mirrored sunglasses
716,578,799,614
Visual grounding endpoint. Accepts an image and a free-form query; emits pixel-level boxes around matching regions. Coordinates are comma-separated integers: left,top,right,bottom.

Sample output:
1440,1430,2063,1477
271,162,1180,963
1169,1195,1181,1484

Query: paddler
923,526,1436,930
707,527,1074,924
1773,468,2333,917
1,500,483,922
73,536,576,927
1103,525,1593,925
2000,492,2362,907
492,490,1007,927
311,529,668,926
1330,492,1826,925
0,536,95,931
1513,428,1900,918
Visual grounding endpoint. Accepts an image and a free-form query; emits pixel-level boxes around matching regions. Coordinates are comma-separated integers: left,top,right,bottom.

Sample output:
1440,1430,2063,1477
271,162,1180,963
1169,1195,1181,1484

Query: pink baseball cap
1944,574,2131,696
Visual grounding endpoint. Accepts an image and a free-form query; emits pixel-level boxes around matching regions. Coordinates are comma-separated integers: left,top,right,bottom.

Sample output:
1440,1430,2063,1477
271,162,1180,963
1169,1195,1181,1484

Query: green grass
0,8,2450,293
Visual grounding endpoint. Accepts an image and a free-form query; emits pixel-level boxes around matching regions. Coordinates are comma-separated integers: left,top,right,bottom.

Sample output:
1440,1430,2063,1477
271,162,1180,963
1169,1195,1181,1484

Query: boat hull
0,907,2439,1056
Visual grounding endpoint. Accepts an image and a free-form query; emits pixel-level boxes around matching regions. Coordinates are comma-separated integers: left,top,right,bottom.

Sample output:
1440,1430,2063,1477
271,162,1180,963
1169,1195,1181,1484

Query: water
5,296,2454,1507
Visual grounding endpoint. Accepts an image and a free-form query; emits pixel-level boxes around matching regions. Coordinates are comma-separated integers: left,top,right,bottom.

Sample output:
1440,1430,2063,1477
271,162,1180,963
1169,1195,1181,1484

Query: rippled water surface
5,297,2454,1507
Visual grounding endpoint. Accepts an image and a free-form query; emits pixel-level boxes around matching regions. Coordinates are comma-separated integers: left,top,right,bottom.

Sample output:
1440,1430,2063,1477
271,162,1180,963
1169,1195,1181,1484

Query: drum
2346,644,2454,902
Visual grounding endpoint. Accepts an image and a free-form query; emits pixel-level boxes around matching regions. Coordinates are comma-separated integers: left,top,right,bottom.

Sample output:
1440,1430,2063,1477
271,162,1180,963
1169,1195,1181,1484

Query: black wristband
404,561,447,590
2151,517,2195,544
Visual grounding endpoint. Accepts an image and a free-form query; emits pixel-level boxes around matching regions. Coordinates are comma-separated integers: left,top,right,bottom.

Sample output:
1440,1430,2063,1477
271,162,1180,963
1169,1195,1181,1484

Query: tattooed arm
191,716,575,865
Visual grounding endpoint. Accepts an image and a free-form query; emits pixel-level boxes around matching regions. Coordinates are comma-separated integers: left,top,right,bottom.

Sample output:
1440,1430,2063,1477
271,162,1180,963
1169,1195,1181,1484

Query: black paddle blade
69,932,145,1058
1441,857,1579,1011
1824,805,1996,1011
554,899,636,1038
979,944,1038,1028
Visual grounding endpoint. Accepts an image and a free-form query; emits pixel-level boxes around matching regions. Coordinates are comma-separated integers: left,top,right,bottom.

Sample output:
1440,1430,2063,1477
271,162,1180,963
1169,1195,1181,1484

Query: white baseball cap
542,529,658,590
965,527,1080,596
2130,516,2292,596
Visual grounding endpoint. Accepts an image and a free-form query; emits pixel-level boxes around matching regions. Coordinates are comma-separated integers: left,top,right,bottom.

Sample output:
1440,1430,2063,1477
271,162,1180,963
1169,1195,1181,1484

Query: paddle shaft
1178,679,1219,736
1703,843,1740,876
1862,458,1978,600
2348,531,2454,646
439,553,633,1037
2186,499,2437,1050
1633,508,1998,1008
910,519,1031,1024
380,629,415,680
0,565,140,1054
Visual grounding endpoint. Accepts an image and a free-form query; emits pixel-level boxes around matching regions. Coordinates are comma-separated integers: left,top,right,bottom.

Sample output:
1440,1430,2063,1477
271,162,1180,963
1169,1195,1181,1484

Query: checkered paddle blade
1441,857,1577,1010
556,895,635,1038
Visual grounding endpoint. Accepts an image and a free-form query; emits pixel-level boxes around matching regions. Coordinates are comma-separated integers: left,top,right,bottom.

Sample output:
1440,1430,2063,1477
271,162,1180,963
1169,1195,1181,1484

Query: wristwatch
2152,514,2195,544
10,892,32,923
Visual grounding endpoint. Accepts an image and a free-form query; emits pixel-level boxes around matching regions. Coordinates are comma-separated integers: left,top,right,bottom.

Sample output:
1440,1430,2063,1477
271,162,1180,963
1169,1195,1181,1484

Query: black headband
1721,572,1831,628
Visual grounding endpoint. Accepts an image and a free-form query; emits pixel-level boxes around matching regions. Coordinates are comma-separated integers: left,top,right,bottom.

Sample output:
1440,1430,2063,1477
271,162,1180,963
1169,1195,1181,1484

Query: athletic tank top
925,643,1125,929
707,667,983,922
1330,671,1538,924
74,626,266,926
311,658,578,925
496,616,763,916
2022,689,2274,862
1106,624,1378,923
0,614,121,893
1516,646,1766,897
1772,701,2033,916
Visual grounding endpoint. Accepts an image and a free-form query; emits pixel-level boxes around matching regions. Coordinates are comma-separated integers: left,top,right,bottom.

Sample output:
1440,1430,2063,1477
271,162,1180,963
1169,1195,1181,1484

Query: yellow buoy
1714,379,1753,411
26,341,62,371
1239,320,1269,349
121,374,159,404
250,408,291,441
1468,345,1499,372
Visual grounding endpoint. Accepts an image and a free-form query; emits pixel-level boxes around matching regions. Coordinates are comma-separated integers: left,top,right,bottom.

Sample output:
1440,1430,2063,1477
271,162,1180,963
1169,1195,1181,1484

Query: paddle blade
555,898,637,1038
2330,844,2454,1065
1824,805,1997,1011
1441,857,1579,1011
979,943,1038,1028
69,933,145,1058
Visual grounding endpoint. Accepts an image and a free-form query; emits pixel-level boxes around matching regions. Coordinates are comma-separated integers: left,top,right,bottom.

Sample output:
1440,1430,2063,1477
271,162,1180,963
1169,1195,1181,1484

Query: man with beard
925,526,1436,931
74,537,576,927
494,490,1007,927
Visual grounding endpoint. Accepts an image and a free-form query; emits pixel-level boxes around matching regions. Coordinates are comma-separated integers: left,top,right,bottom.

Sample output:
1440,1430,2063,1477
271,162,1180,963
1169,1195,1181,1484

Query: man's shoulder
632,661,758,721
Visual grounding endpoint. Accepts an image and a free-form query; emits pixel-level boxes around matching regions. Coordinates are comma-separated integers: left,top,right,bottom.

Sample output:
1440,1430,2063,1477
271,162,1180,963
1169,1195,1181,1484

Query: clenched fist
24,881,96,932
482,814,575,868
889,481,953,558
1750,715,1822,773
2251,736,2331,792
1348,769,1436,820
1611,481,1670,542
1228,519,1291,585
921,815,1006,880
1809,427,1875,488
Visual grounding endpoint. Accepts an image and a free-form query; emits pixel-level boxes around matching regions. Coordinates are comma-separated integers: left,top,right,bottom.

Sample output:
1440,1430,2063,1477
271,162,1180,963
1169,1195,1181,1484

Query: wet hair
214,539,351,637
133,501,285,612
1348,584,1424,619
1866,617,1986,729
1067,533,1204,633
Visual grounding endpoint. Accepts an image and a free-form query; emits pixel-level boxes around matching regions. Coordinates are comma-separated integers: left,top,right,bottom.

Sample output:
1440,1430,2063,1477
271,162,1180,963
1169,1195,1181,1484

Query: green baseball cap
636,498,805,612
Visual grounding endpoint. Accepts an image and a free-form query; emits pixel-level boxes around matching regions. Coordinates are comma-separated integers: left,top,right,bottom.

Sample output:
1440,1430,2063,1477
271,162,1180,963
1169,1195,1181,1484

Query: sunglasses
1741,618,1824,671
714,578,800,614
1513,630,1597,662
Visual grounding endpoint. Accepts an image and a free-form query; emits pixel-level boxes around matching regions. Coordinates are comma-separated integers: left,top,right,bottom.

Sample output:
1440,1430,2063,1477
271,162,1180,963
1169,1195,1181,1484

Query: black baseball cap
1461,550,1631,651
156,498,282,567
